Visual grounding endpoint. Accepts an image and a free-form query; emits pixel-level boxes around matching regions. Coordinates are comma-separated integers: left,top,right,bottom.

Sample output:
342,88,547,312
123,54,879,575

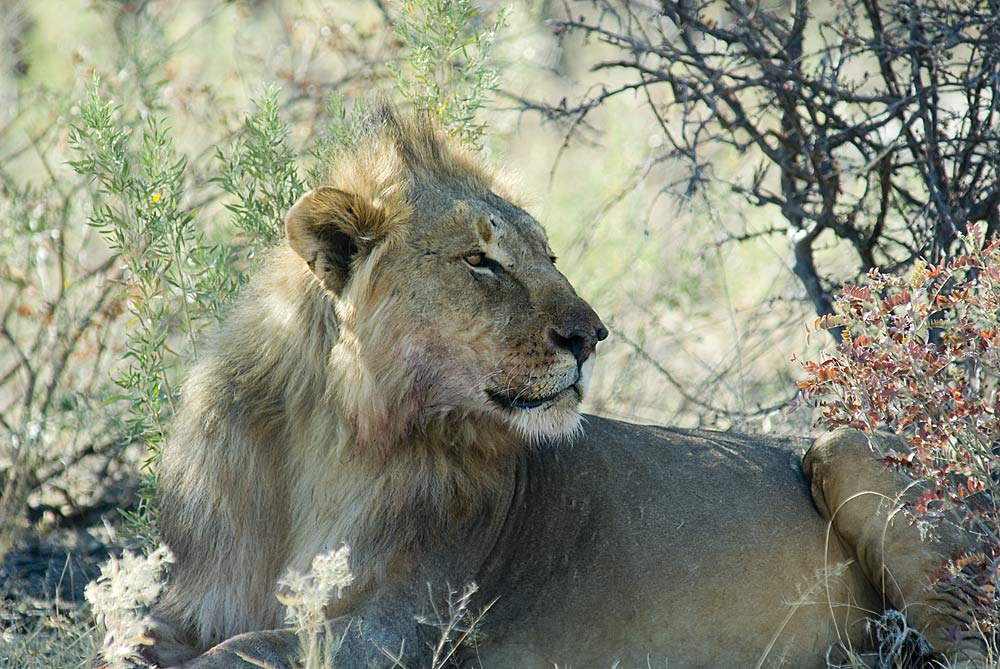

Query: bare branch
532,0,1000,333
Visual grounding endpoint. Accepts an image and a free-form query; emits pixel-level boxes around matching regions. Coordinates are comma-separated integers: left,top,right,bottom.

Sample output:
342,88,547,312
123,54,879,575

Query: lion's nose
548,308,608,364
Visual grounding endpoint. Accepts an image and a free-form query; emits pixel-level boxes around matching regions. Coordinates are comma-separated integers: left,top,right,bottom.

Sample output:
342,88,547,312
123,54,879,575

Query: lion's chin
492,384,585,444
509,404,583,444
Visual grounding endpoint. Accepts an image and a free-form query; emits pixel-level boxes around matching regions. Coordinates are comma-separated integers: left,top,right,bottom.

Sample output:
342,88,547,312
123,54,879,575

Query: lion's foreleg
804,428,988,666
172,629,298,669
90,606,200,669
174,605,428,669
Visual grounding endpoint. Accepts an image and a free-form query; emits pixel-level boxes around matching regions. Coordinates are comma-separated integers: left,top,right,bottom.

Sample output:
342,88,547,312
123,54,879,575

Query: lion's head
283,108,607,452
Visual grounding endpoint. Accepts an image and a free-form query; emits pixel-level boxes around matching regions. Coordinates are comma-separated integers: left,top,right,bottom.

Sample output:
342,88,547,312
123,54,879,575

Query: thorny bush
800,222,1000,642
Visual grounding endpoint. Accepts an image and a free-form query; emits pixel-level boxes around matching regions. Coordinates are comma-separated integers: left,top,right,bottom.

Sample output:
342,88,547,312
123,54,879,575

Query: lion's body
140,109,986,669
449,419,879,669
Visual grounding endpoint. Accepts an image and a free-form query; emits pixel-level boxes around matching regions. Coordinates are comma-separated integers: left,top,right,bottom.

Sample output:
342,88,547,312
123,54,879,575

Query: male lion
138,107,987,669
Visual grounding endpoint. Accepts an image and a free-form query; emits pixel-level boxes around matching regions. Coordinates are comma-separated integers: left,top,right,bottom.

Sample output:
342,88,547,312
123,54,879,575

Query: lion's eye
463,252,503,275
465,253,487,268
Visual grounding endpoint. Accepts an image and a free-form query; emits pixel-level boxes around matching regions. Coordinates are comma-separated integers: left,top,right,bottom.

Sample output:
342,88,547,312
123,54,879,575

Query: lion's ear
284,187,389,293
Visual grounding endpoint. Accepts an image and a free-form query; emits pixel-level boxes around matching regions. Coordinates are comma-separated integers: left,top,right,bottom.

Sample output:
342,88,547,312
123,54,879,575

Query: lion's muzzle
547,297,608,365
488,379,583,411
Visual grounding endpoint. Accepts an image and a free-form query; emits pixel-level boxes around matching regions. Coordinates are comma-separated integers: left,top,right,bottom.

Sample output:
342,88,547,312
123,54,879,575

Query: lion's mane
155,109,526,658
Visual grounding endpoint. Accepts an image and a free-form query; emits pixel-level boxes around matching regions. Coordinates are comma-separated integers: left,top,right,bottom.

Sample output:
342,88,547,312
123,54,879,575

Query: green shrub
392,0,508,147
68,80,306,545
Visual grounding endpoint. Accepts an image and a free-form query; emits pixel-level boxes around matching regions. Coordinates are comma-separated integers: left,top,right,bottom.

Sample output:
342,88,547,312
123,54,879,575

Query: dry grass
1,602,99,669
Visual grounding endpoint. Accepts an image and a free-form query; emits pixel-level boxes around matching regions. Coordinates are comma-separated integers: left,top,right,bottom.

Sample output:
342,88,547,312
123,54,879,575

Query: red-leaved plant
798,222,1000,642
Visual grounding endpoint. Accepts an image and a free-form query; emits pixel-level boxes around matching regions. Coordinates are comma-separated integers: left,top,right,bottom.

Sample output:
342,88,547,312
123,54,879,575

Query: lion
133,106,988,669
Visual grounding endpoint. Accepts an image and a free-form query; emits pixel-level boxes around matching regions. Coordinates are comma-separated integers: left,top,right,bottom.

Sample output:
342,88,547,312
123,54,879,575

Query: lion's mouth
488,382,582,410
